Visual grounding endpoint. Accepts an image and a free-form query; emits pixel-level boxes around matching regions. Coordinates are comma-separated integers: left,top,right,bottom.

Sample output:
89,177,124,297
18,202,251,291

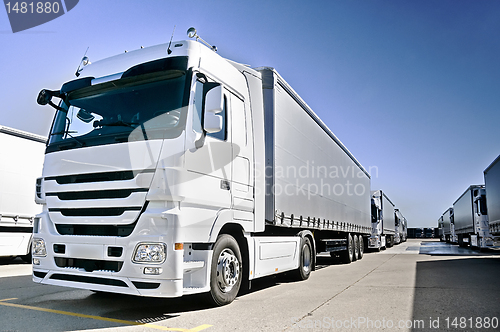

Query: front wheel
207,234,242,306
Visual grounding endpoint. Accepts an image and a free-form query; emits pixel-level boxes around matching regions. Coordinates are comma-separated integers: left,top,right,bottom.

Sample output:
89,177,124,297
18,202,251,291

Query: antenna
167,25,176,55
75,47,91,77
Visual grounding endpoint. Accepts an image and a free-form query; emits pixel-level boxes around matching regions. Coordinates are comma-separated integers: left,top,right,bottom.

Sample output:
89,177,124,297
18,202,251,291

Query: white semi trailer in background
484,155,500,247
33,29,372,305
0,126,46,261
453,185,493,249
369,190,396,250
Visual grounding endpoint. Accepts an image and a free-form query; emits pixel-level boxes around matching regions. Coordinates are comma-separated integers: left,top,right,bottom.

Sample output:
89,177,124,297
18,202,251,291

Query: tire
358,236,364,259
207,234,242,306
340,234,354,264
292,236,313,281
353,235,359,261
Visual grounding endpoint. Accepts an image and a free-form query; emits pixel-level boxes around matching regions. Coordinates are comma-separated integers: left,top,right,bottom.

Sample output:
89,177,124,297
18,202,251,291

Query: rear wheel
340,234,354,264
207,234,242,306
353,235,359,261
358,236,364,259
292,236,313,280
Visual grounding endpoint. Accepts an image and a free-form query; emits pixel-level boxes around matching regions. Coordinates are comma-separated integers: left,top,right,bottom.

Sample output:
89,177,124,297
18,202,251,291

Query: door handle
220,180,230,190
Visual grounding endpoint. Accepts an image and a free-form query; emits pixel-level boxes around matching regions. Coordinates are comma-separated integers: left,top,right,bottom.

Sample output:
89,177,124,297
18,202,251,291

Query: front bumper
32,210,185,297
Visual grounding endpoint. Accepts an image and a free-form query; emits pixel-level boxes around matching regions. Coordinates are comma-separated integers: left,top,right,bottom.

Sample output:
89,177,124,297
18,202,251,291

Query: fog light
144,267,163,275
32,238,47,257
133,243,166,263
33,258,40,265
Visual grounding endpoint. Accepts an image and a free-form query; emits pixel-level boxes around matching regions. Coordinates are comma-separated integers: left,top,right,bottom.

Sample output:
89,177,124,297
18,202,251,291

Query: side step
183,260,205,274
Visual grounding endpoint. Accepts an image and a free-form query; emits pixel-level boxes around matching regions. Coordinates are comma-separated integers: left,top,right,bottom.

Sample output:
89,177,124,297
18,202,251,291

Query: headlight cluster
32,238,47,257
132,243,166,264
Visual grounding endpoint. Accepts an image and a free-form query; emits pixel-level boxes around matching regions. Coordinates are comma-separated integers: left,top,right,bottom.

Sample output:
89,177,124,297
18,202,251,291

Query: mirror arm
48,100,67,112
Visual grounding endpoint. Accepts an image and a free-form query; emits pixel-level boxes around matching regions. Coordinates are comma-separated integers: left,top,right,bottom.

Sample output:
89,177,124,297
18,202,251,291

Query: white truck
369,190,396,250
437,216,445,241
0,126,46,262
484,155,500,248
453,185,493,249
442,207,457,243
394,208,404,244
32,29,372,305
401,215,408,242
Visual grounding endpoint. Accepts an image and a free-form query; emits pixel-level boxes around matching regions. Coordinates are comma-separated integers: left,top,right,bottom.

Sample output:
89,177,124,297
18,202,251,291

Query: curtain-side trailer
33,30,371,305
484,155,500,247
0,126,46,261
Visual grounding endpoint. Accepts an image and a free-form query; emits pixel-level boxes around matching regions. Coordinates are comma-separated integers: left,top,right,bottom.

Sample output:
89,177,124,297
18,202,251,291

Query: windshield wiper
93,120,138,128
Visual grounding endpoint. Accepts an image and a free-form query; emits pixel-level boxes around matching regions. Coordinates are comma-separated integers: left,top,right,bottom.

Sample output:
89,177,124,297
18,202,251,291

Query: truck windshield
47,69,189,152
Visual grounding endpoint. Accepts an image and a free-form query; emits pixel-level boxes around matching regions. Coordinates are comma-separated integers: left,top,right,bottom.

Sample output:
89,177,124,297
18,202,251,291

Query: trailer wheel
353,235,359,261
207,234,242,306
292,236,313,281
340,234,354,264
358,236,364,259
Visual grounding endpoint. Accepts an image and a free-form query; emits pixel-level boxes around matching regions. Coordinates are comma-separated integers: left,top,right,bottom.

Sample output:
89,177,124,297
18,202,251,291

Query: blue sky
1,0,499,227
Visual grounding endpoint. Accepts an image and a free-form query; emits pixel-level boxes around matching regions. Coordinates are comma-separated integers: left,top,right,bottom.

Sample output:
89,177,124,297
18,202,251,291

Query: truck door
185,80,232,210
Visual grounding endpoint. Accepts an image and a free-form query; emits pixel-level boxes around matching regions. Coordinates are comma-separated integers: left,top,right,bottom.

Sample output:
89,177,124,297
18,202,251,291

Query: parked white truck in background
437,216,445,241
33,29,372,305
453,185,493,249
484,155,500,248
394,208,404,244
369,190,396,250
0,126,46,261
442,207,457,243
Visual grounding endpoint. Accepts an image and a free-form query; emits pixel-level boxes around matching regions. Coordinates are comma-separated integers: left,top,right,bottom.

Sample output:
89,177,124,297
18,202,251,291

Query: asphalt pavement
1,239,499,332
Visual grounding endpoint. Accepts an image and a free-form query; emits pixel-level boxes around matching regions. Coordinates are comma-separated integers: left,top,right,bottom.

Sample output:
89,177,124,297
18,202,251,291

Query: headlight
132,243,166,264
32,238,47,257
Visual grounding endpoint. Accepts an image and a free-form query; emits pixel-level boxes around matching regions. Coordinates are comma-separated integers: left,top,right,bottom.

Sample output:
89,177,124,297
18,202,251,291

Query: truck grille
44,169,155,230
45,170,137,184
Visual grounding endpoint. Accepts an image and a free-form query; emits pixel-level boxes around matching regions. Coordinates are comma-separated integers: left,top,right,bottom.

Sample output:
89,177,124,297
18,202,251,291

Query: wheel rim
302,242,312,273
216,248,240,293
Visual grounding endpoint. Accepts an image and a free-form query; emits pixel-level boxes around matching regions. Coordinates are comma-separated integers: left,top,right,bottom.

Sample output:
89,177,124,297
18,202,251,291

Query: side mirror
203,111,223,133
204,85,223,114
37,89,54,105
203,84,223,133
